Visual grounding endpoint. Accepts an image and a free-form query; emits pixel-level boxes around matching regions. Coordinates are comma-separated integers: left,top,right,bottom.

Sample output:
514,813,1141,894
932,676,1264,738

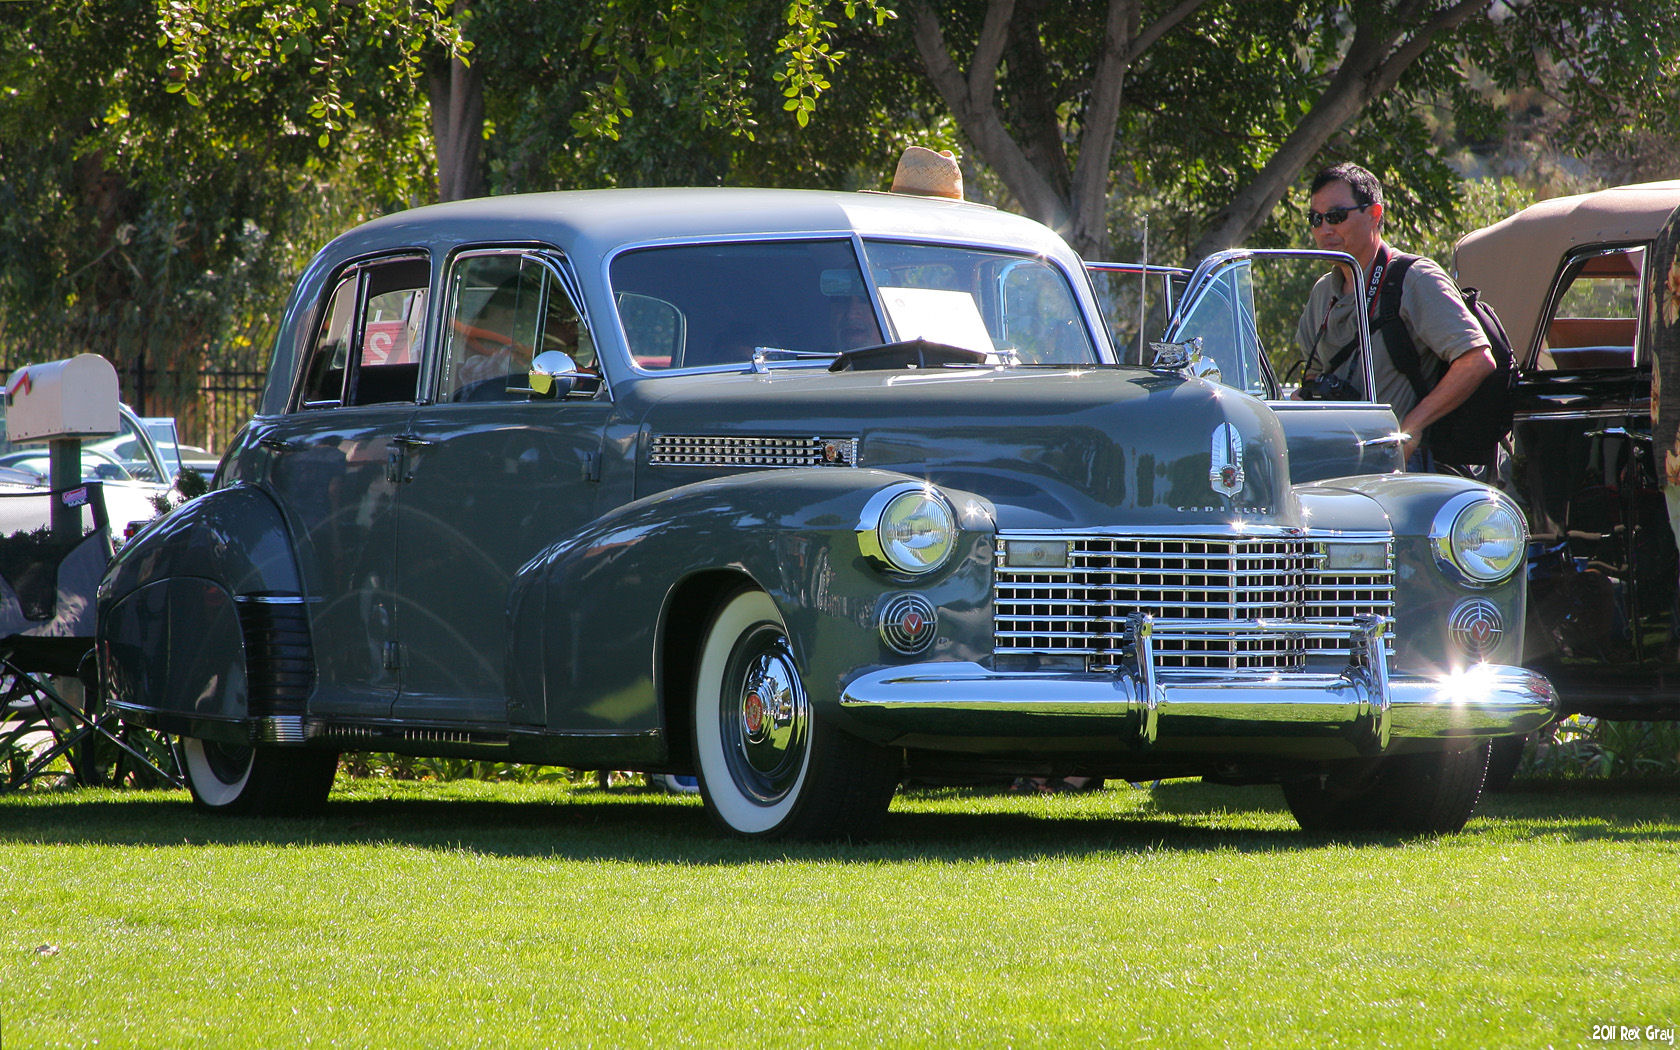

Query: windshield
609,237,1098,370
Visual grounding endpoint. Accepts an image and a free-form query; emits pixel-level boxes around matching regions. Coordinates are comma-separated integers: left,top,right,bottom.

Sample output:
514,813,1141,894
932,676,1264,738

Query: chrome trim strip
259,716,307,745
234,594,315,605
997,525,1393,540
1513,407,1641,423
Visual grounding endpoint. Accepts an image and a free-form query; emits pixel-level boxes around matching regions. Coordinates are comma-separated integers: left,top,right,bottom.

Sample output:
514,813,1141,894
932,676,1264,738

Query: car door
258,253,428,720
1509,242,1678,704
390,249,614,727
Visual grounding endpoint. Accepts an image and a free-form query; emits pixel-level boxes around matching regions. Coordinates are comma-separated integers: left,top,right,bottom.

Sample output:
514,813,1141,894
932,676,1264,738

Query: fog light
1002,539,1069,569
1323,541,1387,572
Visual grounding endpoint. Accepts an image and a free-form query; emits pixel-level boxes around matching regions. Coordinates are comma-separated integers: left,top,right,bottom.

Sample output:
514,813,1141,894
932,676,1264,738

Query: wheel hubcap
721,624,809,806
201,740,254,784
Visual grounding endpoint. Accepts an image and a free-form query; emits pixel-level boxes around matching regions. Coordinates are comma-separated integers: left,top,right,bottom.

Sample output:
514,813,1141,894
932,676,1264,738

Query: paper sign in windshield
878,287,994,355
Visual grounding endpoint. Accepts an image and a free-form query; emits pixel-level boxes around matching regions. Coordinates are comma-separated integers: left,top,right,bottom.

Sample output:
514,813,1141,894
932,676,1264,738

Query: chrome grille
650,434,858,468
994,533,1394,671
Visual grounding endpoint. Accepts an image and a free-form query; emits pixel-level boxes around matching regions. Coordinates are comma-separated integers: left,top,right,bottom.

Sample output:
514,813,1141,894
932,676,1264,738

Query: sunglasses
1307,203,1372,228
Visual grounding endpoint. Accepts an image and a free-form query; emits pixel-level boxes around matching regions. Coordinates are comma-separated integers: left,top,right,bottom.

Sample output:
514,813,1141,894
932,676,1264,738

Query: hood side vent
650,434,858,468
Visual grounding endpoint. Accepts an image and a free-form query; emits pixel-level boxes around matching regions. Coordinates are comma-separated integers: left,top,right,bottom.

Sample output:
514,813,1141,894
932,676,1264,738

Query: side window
299,274,359,406
1537,246,1642,371
296,255,429,409
442,253,592,402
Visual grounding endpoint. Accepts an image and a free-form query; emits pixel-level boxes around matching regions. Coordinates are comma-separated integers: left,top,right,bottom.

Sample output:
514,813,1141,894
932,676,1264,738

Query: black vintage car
1456,181,1680,719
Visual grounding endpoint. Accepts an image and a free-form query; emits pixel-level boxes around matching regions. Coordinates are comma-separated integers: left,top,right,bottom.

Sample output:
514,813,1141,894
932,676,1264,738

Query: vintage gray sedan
95,188,1554,837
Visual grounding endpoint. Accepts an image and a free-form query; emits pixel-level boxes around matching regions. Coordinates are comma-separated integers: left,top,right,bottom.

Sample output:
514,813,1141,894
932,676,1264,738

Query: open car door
1089,249,1406,482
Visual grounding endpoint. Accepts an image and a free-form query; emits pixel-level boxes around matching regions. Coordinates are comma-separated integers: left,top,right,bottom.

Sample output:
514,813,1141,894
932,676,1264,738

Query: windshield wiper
749,347,840,373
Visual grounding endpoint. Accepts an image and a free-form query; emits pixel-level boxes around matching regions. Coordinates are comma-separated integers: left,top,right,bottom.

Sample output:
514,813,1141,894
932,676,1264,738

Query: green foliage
151,0,465,152
338,752,579,784
474,0,907,192
1524,716,1680,781
0,0,458,425
147,462,211,516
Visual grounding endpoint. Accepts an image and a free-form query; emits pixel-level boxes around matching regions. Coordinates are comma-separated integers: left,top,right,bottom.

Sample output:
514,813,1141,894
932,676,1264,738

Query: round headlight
859,485,957,575
1430,491,1526,586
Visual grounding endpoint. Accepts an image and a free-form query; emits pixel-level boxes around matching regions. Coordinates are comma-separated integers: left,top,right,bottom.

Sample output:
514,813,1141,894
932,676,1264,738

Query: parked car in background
1455,181,1680,719
141,416,222,484
0,400,179,542
97,188,1553,838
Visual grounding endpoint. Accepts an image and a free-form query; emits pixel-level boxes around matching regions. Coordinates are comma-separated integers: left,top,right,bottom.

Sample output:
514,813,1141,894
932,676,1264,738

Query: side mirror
528,350,588,400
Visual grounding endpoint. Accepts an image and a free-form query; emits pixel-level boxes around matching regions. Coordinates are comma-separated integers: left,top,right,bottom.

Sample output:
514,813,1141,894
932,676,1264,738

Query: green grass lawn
3,777,1677,1048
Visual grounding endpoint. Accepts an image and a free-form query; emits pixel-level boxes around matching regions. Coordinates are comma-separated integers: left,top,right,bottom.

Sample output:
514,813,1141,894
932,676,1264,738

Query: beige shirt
1296,253,1486,420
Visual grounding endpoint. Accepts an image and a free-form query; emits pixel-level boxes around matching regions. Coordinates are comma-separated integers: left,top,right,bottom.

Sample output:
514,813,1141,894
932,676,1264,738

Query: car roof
327,187,1074,263
1453,181,1680,358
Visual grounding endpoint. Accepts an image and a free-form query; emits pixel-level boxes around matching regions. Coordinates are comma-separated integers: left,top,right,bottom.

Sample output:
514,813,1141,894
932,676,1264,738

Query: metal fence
0,363,268,454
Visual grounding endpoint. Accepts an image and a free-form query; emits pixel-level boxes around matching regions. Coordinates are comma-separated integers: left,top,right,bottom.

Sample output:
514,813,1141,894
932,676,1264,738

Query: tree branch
1069,0,1213,254
1191,0,1492,254
906,0,1067,226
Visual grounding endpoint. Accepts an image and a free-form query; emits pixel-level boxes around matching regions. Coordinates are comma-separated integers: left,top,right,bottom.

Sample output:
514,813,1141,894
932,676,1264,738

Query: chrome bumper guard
840,614,1556,749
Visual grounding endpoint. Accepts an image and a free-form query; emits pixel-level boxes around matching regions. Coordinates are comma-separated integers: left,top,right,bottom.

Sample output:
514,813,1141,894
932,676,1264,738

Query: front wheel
1283,742,1491,835
180,738,338,816
692,589,899,840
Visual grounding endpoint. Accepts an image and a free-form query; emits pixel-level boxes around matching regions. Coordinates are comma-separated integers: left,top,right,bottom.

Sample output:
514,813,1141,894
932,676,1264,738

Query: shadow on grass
4,777,1676,862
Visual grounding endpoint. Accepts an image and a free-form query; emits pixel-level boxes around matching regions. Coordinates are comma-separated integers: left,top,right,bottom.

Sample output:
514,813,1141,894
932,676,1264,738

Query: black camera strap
1313,246,1398,388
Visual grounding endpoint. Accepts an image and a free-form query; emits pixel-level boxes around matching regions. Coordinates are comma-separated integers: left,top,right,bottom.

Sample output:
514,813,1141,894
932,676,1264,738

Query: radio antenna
1137,216,1149,365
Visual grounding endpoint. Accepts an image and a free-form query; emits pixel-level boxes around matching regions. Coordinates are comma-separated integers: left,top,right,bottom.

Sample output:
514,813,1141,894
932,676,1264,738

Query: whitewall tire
692,588,898,840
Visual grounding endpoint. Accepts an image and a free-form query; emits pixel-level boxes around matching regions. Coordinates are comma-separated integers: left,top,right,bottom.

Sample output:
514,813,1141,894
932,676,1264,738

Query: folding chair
0,483,180,792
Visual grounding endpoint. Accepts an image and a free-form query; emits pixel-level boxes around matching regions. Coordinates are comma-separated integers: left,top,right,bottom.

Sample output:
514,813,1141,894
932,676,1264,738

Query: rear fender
97,484,310,741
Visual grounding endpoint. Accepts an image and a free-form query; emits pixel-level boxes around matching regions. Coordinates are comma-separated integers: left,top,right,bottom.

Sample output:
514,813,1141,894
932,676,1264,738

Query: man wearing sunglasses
1294,162,1496,473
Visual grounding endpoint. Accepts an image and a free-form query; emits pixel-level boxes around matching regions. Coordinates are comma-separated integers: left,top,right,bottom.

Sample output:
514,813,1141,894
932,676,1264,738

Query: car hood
631,365,1299,530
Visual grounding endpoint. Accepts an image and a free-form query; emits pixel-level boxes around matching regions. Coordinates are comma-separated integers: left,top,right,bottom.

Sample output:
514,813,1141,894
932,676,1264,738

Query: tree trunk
906,0,1210,259
429,5,486,204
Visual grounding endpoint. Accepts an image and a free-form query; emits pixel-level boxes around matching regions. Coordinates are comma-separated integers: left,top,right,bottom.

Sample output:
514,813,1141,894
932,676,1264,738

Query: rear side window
1537,246,1643,371
296,255,430,408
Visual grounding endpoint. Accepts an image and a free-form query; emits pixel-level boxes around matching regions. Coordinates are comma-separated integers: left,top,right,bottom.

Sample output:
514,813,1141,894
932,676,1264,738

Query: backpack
1372,253,1517,466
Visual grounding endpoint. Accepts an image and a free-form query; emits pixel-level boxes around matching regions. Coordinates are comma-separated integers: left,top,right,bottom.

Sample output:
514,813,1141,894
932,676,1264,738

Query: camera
1298,372,1362,401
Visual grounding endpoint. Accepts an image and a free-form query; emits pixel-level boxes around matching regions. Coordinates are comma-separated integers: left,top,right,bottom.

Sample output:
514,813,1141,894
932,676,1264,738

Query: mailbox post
4,355,120,543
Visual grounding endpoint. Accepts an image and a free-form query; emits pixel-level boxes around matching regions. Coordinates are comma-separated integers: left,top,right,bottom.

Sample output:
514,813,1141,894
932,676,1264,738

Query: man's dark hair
1310,163,1384,209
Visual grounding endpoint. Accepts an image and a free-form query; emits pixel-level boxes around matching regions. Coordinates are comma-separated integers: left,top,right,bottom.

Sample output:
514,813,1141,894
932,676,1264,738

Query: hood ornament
1149,337,1222,384
1209,423,1245,498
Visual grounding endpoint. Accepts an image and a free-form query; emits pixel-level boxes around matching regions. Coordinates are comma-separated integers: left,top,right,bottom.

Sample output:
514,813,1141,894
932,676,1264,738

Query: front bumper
840,616,1556,757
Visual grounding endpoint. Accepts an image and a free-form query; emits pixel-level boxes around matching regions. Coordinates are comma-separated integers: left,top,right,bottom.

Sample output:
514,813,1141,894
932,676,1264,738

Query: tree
0,0,461,438
893,1,1680,260
454,1,899,197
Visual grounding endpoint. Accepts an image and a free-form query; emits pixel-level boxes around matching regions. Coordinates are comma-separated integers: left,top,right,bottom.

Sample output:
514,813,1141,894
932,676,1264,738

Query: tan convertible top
1453,181,1680,358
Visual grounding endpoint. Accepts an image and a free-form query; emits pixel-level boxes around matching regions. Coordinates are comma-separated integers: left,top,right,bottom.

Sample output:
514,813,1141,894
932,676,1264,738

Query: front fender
507,468,996,736
97,484,308,739
1301,472,1526,672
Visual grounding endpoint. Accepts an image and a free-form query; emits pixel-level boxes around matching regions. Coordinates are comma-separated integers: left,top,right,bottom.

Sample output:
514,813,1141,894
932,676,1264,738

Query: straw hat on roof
890,146,964,200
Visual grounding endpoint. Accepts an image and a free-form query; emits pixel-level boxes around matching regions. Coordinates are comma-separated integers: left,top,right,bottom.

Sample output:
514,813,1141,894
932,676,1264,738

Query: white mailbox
5,354,120,444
